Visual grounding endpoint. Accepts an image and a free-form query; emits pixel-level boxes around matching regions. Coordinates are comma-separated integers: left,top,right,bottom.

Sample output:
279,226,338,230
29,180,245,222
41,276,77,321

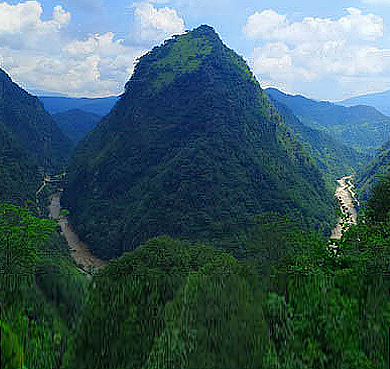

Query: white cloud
244,7,383,42
244,8,390,97
0,1,147,97
0,1,70,50
132,2,185,44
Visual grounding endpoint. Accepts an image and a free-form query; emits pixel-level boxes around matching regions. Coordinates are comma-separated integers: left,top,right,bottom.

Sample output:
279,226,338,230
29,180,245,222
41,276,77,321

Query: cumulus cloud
244,7,383,42
243,8,390,97
0,1,146,96
0,1,70,50
132,2,185,44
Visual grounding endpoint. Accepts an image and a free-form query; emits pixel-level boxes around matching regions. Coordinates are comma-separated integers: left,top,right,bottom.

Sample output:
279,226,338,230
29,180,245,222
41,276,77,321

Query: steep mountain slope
341,90,390,117
356,139,390,201
0,68,72,203
53,109,102,144
267,97,370,182
39,96,118,116
63,25,335,259
266,88,390,154
0,116,40,203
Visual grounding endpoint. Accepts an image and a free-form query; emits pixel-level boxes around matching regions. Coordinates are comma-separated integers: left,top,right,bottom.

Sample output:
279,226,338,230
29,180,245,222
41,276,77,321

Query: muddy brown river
330,175,358,239
49,193,105,273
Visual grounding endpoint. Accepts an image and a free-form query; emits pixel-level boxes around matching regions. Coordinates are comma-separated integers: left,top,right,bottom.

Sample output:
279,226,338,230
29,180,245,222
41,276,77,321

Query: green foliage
64,25,335,260
263,176,390,369
1,320,23,369
0,117,41,205
151,32,213,91
60,209,69,216
0,68,72,206
356,140,390,201
0,203,56,295
0,203,87,369
53,109,102,144
146,258,270,369
367,173,390,222
0,68,71,174
65,236,272,369
266,87,390,155
269,96,369,183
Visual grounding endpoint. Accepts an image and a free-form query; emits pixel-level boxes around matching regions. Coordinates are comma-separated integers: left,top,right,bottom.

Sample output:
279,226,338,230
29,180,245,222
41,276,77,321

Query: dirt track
49,193,106,273
330,175,358,239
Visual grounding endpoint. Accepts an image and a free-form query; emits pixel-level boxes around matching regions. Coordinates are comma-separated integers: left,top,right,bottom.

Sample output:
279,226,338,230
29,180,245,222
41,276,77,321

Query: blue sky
0,0,389,100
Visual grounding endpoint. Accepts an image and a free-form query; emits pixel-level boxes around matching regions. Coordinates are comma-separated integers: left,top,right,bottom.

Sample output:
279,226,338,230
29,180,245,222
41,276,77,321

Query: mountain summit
63,25,334,259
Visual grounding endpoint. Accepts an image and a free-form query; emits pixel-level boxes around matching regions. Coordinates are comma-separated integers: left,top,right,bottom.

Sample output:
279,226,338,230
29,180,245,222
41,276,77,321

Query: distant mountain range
52,109,102,144
340,90,390,117
267,96,370,183
63,25,336,259
39,96,118,116
266,88,390,155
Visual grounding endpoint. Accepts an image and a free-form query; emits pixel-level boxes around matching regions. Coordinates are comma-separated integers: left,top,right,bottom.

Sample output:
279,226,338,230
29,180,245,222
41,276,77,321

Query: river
330,175,358,239
48,193,105,273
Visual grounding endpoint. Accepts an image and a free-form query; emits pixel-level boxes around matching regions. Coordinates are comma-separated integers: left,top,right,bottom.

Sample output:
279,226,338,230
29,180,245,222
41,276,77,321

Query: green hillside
63,25,336,260
266,88,390,155
0,69,72,204
53,109,102,144
356,139,390,201
3,183,390,369
267,97,370,183
1,203,87,369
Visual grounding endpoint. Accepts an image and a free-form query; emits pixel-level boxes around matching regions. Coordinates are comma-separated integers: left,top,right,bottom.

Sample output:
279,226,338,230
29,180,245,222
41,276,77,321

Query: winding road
330,175,358,239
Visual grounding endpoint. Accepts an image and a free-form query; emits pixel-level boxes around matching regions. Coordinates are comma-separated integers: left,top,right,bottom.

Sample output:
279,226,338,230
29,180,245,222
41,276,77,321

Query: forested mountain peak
63,25,335,259
122,24,257,98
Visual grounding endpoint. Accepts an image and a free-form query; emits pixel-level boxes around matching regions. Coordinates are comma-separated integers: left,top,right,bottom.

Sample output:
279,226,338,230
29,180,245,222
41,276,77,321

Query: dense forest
266,87,390,155
63,25,337,260
52,109,102,145
1,25,389,369
356,139,390,201
0,69,71,205
266,96,370,184
2,171,389,369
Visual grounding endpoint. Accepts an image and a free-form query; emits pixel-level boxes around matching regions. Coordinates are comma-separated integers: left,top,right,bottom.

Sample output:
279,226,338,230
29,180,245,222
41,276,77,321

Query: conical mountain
63,25,335,259
0,68,72,203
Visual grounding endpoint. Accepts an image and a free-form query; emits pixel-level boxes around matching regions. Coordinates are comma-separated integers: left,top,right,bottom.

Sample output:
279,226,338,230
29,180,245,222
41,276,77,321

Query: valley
48,192,105,273
1,23,390,369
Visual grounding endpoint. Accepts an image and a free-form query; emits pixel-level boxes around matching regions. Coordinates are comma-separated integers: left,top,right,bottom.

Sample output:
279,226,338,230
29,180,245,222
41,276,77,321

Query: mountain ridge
0,68,71,203
340,90,390,117
266,87,390,155
39,95,118,116
63,25,335,259
53,109,102,144
267,95,370,183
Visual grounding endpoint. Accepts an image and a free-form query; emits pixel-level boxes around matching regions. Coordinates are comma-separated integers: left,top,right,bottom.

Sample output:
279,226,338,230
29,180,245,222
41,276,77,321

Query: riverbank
49,193,105,274
330,175,358,239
